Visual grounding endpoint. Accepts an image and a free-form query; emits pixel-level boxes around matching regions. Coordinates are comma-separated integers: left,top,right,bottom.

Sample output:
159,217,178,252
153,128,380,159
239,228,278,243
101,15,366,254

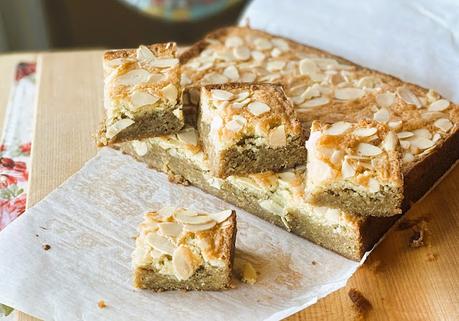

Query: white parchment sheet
0,149,361,321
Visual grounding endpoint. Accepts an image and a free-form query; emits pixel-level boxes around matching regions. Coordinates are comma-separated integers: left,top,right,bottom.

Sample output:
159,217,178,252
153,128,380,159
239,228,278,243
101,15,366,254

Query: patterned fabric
0,63,36,231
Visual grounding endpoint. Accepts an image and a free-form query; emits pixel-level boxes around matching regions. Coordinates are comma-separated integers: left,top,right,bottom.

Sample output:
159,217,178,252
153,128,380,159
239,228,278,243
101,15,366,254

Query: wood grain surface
2,51,457,321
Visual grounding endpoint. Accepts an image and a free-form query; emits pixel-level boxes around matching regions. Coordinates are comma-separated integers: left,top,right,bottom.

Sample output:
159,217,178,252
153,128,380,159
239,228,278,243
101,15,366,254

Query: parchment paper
0,148,362,321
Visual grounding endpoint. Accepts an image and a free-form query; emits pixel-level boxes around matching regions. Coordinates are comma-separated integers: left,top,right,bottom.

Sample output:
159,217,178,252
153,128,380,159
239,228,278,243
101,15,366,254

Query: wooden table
0,51,457,321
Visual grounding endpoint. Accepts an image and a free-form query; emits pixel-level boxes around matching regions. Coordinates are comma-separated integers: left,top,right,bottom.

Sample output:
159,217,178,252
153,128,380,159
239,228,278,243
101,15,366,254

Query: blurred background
0,0,248,53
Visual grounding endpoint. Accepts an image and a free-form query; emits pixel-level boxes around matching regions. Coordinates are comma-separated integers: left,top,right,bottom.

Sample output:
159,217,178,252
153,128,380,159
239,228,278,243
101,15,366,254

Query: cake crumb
42,244,51,251
348,288,372,315
409,221,428,248
234,258,257,285
97,300,107,309
168,173,190,186
311,260,317,266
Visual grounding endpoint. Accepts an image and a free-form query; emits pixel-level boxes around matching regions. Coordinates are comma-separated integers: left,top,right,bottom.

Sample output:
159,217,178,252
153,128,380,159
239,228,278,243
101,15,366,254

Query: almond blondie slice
305,120,403,217
198,83,306,178
132,207,236,291
98,43,184,145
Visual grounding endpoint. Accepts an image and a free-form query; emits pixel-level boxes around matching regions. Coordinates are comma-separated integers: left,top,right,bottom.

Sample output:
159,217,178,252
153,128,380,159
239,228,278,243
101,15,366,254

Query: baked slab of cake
305,120,403,217
132,207,236,291
198,83,306,177
98,43,184,145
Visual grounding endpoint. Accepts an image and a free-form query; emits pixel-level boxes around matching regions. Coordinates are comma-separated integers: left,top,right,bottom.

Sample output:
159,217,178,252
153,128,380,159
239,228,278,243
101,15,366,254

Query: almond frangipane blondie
98,43,184,145
305,120,403,217
198,83,306,178
132,207,236,291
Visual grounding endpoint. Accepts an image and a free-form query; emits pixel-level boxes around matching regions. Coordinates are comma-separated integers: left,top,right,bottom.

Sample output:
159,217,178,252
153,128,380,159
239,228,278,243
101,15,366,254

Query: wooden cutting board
2,51,456,321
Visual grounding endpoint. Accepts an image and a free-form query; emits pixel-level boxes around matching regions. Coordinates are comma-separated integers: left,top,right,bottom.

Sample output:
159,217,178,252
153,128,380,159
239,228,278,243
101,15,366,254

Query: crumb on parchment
98,300,107,309
234,258,257,285
348,288,372,315
42,244,51,251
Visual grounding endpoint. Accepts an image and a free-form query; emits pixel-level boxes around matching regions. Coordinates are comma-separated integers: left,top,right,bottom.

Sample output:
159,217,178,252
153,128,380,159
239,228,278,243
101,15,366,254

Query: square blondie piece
198,83,306,178
98,43,184,145
305,120,403,217
132,207,237,291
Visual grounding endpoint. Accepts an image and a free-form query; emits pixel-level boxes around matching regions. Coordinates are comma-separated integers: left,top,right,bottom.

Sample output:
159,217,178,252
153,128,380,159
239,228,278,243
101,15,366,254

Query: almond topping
266,60,286,71
116,69,151,86
223,65,239,81
400,140,410,149
428,99,449,112
106,118,135,139
403,152,415,163
149,58,179,68
225,36,243,48
334,88,365,100
388,120,403,130
324,121,352,135
357,143,383,156
174,213,212,225
299,58,319,75
226,119,244,132
130,91,159,110
136,45,156,64
410,137,434,150
434,118,453,132
382,131,398,151
233,46,251,61
183,221,217,232
330,150,344,165
413,128,432,139
368,178,380,193
172,245,199,280
247,101,270,116
177,130,198,146
397,87,421,108
240,72,256,82
132,140,148,156
376,93,395,108
268,125,287,148
209,210,233,223
158,222,183,237
161,84,178,103
211,89,233,101
254,38,272,50
373,108,390,123
145,233,175,255
341,158,356,178
397,131,414,139
301,96,330,108
271,38,289,51
156,207,176,218
353,127,377,137
251,50,266,62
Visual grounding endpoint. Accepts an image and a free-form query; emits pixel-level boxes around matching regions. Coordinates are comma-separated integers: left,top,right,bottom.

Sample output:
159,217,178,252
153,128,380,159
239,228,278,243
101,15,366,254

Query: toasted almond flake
150,248,164,259
428,99,450,112
434,118,453,132
116,69,151,86
183,221,216,232
180,74,192,86
158,222,183,237
145,233,175,255
410,137,434,150
196,61,213,72
324,121,352,135
383,131,398,151
136,45,156,63
175,208,199,216
106,118,135,139
254,38,272,50
149,58,179,68
236,91,250,101
357,143,383,156
213,100,229,111
301,96,330,108
278,171,296,183
174,212,212,225
202,72,228,85
233,115,247,126
388,120,403,130
232,98,251,109
353,127,377,137
397,131,414,139
240,72,256,82
291,95,306,105
259,199,284,216
209,209,233,223
421,111,446,121
271,38,289,51
413,128,432,139
233,46,251,61
341,158,356,178
400,140,410,149
177,130,198,146
432,133,442,142
211,115,223,131
132,140,148,156
130,91,159,110
105,57,133,68
403,152,415,163
299,58,319,75
211,89,233,101
223,65,239,81
330,150,344,165
266,60,286,71
334,88,365,100
271,48,282,57
156,207,176,218
161,84,178,103
397,87,421,108
304,85,322,99
357,76,380,88
226,119,243,132
268,125,287,147
368,178,380,193
247,101,270,116
376,93,395,108
172,245,198,280
373,108,390,123
251,50,265,62
225,36,243,48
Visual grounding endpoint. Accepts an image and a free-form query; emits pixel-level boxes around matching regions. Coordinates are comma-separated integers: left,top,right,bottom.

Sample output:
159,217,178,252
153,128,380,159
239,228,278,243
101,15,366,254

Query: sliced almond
174,208,198,217
116,69,151,86
251,50,266,62
397,87,421,108
226,119,243,132
400,140,410,149
202,72,228,85
172,245,199,280
376,92,395,108
174,212,212,225
136,45,156,64
149,58,179,68
233,46,251,61
299,58,319,75
271,48,282,57
183,221,216,232
357,143,383,156
232,98,251,109
421,111,446,121
397,131,414,139
132,140,148,156
236,91,250,101
268,125,287,148
368,178,380,193
271,38,289,51
382,131,398,151
353,127,377,137
106,118,135,139
177,130,198,146
373,108,390,123
156,207,176,218
131,91,159,110
158,222,183,237
324,121,352,135
240,72,256,82
434,118,453,132
402,152,415,163
211,89,234,101
301,96,330,108
432,133,442,142
247,101,270,116
413,128,432,139
180,74,192,86
388,120,403,130
341,158,356,178
223,65,239,81
161,84,178,103
330,150,344,165
145,233,175,255
410,137,434,150
254,38,272,50
334,88,365,100
225,36,243,48
278,171,297,183
209,209,233,223
428,99,449,112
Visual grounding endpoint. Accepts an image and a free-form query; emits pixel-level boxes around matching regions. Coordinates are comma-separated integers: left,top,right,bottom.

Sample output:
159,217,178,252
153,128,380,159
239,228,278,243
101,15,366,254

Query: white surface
0,149,363,321
241,0,459,102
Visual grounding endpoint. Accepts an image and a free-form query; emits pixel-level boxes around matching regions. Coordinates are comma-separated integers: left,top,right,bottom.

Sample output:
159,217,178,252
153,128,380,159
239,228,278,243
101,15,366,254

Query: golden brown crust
105,42,177,60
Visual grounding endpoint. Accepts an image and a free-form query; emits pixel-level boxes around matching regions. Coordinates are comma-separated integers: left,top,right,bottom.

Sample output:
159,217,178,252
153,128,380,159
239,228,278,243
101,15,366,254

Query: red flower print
0,194,27,230
0,174,18,188
15,63,36,81
0,157,14,169
19,142,31,155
